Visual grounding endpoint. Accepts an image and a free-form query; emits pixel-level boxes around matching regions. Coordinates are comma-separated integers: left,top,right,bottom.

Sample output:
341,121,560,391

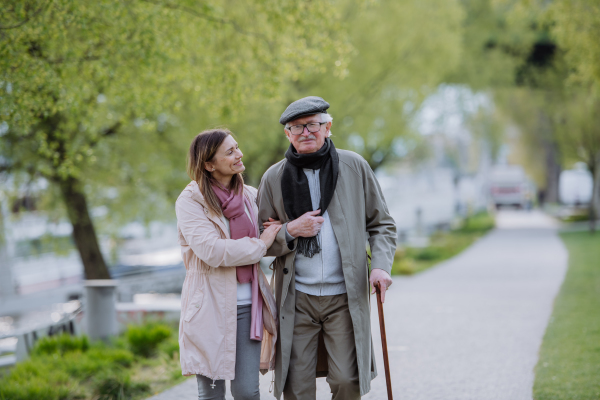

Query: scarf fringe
297,236,321,258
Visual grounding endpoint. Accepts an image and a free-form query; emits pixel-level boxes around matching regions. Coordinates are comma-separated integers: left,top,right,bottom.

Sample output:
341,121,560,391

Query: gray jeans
197,304,261,400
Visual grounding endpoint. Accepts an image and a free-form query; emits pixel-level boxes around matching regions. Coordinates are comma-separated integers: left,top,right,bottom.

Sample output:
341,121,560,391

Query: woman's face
205,135,245,181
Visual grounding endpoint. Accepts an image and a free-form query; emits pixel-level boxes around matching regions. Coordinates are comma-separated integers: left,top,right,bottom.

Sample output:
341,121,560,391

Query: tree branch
102,121,122,138
0,1,51,30
141,0,273,48
0,163,13,174
89,121,122,148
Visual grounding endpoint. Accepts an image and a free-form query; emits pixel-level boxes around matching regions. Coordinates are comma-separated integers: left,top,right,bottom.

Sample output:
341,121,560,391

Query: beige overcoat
257,149,397,398
176,181,278,380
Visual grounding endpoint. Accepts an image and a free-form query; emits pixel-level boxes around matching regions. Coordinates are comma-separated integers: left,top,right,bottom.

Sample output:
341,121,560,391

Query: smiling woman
177,128,282,399
206,136,245,189
187,129,245,217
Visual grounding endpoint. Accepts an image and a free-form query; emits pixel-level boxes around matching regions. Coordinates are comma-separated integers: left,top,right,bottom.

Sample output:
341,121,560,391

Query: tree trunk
543,138,561,204
58,176,111,279
535,110,561,205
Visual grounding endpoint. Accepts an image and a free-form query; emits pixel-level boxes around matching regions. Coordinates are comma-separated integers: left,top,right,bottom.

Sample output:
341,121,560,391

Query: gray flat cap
279,96,330,125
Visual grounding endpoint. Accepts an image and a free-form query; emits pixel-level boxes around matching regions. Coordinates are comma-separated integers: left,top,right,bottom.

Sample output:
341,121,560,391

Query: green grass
533,231,600,400
391,212,495,275
0,322,185,400
561,214,591,223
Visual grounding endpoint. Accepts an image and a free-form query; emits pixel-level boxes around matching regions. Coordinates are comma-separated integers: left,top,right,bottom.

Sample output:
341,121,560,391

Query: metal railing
0,307,82,368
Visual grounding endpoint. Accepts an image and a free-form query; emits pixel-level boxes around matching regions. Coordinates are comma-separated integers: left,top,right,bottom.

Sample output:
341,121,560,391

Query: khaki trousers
283,291,360,400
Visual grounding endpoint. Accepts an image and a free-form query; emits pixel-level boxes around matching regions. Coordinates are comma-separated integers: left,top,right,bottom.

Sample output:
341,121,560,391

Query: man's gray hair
285,113,333,137
320,113,333,123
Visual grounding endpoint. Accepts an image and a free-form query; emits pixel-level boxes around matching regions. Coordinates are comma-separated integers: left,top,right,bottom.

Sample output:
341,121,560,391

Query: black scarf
281,138,339,257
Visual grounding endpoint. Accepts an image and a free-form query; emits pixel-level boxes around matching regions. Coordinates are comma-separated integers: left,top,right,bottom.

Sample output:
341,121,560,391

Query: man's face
285,114,331,154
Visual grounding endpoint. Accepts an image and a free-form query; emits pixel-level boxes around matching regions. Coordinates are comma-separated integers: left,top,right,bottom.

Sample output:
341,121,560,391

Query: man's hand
370,268,392,303
287,210,324,238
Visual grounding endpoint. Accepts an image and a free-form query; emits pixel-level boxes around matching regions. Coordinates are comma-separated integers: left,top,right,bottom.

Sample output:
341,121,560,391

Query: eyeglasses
287,122,327,136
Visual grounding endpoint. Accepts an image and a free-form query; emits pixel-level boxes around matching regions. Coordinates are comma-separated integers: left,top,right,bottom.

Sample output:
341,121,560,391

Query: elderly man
258,96,396,400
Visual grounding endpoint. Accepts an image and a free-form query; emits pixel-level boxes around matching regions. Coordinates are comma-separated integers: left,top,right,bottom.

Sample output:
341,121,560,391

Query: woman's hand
260,224,282,248
263,218,282,228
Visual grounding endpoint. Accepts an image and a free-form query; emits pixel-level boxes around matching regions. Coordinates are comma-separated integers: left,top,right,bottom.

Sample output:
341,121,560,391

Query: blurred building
559,163,593,206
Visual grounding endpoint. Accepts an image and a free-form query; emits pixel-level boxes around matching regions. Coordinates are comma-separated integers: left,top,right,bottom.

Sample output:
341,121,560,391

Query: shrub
412,247,443,261
89,348,135,368
159,336,180,359
0,379,75,400
170,367,184,381
31,334,89,356
561,213,589,223
60,348,134,379
126,323,172,358
61,351,108,379
0,357,81,400
92,370,150,400
0,323,175,400
457,212,495,233
392,258,416,275
2,356,70,384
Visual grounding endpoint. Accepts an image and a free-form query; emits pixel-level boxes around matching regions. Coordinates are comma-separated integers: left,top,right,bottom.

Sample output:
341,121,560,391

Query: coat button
195,304,200,308
283,268,289,274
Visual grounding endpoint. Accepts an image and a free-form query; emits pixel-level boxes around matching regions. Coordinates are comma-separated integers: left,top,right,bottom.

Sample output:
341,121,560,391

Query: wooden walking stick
376,283,393,400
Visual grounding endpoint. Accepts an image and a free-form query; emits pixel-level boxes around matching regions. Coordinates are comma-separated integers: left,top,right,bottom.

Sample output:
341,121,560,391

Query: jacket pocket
184,289,204,322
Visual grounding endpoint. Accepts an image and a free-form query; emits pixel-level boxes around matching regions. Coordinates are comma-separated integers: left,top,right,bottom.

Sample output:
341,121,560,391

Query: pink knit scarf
212,183,263,341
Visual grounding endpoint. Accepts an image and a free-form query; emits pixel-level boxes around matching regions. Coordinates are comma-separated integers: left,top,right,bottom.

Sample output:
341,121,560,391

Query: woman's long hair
187,129,244,216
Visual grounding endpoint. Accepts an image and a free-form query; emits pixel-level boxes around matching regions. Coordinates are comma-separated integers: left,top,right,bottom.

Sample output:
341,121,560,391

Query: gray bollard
84,280,118,341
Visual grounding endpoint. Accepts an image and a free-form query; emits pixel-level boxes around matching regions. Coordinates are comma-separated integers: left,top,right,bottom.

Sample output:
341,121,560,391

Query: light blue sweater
285,169,346,296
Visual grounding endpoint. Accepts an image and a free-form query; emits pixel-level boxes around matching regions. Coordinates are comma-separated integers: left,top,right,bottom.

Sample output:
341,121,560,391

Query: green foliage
61,352,115,380
0,379,75,400
547,0,600,91
60,348,135,379
30,333,89,356
489,1,600,212
447,0,539,88
533,232,600,399
0,0,349,277
159,336,180,360
284,0,465,171
392,212,495,275
457,211,496,234
411,247,444,262
560,214,590,223
96,0,468,189
0,355,82,400
0,323,178,400
14,234,75,258
92,370,150,400
0,0,347,186
126,323,171,358
94,348,135,368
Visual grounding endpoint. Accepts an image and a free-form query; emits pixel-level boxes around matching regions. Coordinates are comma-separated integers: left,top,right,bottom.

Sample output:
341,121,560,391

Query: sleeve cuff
285,225,295,243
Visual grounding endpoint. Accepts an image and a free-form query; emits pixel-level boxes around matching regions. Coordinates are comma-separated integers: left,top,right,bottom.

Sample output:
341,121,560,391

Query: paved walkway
148,210,568,400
